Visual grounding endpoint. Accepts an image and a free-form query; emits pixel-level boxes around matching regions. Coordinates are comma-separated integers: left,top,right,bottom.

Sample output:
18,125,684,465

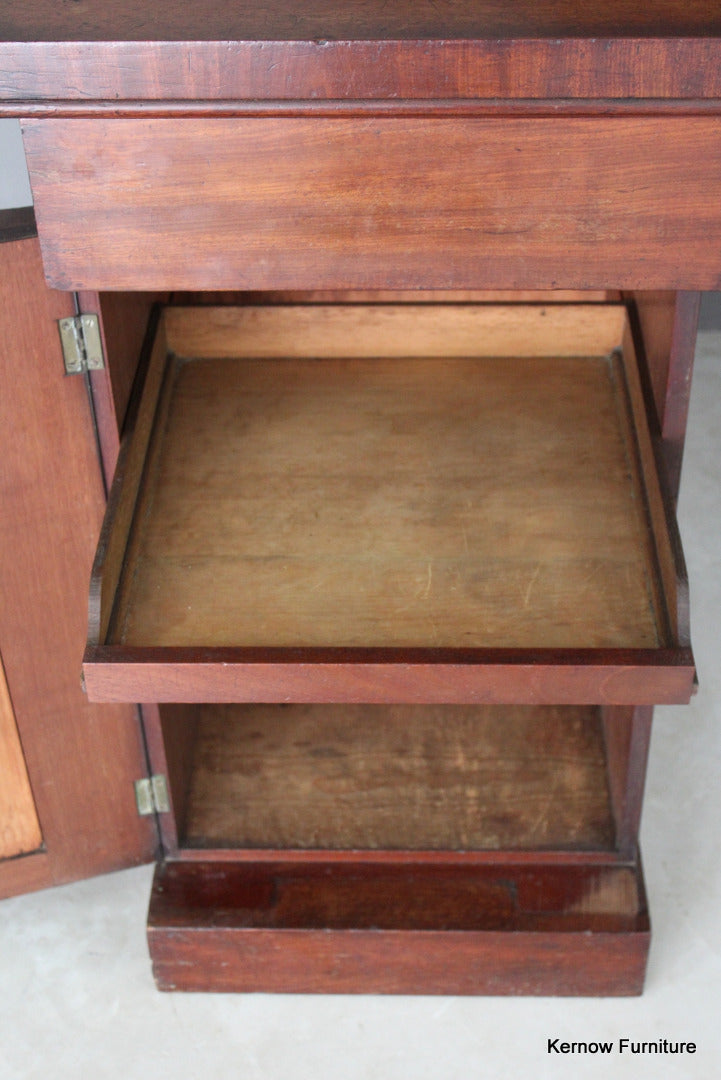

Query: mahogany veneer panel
3,3,721,106
182,704,614,852
0,227,155,897
21,117,721,291
4,1,721,40
148,859,650,994
83,303,693,705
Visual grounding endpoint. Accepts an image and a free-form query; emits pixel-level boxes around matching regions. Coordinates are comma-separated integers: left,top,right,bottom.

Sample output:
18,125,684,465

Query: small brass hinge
134,775,171,816
58,314,105,374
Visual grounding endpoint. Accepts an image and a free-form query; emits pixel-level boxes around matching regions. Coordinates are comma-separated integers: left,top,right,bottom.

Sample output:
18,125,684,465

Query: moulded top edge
3,1,721,44
4,24,721,107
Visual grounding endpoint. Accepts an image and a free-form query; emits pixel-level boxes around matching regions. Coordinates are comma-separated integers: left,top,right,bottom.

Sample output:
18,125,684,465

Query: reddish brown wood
9,102,721,121
0,222,156,899
0,852,49,901
0,6,708,993
616,708,654,856
2,3,721,106
147,859,650,994
630,293,677,429
77,291,165,487
3,1,720,41
631,291,701,499
82,646,696,706
660,294,701,496
139,702,200,856
601,706,655,857
21,117,721,292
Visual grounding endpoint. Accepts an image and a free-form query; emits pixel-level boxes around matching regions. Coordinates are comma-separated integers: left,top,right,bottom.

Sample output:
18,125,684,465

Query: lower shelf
147,858,650,995
176,703,615,852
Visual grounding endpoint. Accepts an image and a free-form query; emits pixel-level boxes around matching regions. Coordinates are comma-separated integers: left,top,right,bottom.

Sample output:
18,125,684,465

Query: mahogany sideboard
1,2,719,994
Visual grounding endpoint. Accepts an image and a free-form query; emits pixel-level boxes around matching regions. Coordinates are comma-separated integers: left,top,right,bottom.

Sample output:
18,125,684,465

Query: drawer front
23,116,721,292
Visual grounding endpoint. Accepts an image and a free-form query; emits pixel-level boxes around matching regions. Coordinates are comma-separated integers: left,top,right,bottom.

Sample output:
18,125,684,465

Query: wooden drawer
22,116,721,292
82,301,694,705
147,857,650,995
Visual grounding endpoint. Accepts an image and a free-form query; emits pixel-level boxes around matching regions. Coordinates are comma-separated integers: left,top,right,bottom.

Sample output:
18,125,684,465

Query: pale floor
1,333,720,1080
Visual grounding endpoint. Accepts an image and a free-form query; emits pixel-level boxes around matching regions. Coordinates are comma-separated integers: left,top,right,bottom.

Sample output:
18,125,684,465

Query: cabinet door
0,209,156,898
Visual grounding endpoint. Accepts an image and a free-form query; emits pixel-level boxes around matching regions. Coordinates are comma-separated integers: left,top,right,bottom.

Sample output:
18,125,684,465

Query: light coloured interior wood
181,704,615,851
0,654,42,859
164,303,627,360
107,304,666,651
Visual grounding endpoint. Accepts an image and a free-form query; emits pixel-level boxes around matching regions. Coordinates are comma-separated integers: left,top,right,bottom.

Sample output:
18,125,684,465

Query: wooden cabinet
0,2,714,993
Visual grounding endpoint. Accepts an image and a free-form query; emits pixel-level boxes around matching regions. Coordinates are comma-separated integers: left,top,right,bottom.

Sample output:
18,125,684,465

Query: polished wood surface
148,859,650,994
1,4,708,993
89,310,168,648
0,224,155,898
632,291,701,498
76,290,166,489
181,704,614,852
4,1,721,40
2,3,721,107
19,118,721,293
22,117,721,292
602,706,654,857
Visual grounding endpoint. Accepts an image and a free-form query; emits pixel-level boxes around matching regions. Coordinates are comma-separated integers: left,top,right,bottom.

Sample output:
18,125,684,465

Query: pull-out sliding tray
83,303,694,705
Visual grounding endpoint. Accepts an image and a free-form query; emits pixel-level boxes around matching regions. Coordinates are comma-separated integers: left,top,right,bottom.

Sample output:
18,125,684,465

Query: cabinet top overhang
2,1,721,110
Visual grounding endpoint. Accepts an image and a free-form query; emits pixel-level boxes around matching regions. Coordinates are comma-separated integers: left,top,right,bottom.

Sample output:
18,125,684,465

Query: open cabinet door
0,208,157,898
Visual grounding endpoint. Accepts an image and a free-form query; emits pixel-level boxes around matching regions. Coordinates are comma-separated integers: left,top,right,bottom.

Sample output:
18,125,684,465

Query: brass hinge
134,775,171,816
58,314,105,374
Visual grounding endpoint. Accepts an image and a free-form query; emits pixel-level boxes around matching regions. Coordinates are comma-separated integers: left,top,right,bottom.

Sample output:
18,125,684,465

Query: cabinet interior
91,288,679,991
159,702,621,854
90,292,687,862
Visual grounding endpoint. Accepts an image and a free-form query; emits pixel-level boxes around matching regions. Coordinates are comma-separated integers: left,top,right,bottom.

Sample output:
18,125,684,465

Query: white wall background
0,118,33,208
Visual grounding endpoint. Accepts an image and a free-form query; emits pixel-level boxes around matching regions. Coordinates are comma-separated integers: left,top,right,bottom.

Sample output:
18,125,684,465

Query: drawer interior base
112,330,661,652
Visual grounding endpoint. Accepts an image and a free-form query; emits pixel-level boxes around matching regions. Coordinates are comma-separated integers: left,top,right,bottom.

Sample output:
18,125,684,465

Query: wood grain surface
83,302,695,705
111,341,663,652
147,858,650,994
0,226,155,898
23,117,721,292
181,704,614,852
2,3,721,106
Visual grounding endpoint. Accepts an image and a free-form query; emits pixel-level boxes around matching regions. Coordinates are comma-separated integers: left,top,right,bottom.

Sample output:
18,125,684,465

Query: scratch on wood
418,561,433,600
523,563,541,608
